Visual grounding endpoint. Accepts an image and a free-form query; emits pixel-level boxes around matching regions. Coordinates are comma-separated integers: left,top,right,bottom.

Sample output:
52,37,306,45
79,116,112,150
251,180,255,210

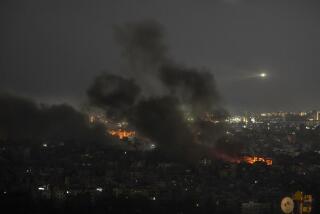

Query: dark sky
1,0,320,113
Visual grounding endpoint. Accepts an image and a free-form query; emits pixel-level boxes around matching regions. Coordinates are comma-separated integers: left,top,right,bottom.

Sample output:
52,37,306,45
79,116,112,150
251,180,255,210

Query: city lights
1,1,319,213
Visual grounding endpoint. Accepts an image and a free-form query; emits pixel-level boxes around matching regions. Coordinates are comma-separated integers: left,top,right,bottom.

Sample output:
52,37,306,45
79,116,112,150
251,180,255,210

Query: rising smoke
0,93,107,145
87,74,141,120
87,20,230,163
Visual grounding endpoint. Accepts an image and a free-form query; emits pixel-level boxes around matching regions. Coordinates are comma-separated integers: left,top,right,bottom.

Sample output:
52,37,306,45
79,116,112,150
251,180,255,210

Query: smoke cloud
0,93,107,145
114,20,167,68
87,74,141,120
160,64,221,114
88,20,231,163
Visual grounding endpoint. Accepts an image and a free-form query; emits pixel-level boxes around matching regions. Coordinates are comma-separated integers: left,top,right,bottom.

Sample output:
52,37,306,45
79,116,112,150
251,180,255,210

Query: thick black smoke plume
0,93,107,145
88,20,229,163
114,20,167,67
87,74,141,120
160,64,221,115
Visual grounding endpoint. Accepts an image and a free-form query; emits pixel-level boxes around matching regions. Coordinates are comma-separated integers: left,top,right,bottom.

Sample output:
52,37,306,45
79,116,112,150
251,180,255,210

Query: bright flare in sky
259,73,267,78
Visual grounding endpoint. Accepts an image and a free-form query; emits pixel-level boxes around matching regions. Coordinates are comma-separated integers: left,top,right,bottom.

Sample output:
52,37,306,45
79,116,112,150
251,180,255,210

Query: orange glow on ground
108,129,135,140
242,156,272,165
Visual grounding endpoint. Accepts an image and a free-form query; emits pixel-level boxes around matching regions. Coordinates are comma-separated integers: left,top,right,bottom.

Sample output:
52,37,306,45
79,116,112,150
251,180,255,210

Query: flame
242,156,272,165
208,148,272,166
108,129,135,140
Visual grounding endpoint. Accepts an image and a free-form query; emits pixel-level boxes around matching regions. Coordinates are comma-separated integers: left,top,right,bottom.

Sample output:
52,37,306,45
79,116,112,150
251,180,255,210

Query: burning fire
242,156,272,165
109,129,135,140
207,149,273,165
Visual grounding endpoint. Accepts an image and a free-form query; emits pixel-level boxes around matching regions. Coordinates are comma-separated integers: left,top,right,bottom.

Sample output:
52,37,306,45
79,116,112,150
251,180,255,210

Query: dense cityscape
1,1,320,214
1,110,320,213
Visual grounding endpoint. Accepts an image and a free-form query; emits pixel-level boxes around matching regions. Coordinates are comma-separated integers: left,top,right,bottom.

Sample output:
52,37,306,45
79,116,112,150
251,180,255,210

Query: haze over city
1,1,320,214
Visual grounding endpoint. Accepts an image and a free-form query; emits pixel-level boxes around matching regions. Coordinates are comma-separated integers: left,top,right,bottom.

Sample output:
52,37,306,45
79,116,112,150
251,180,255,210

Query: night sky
1,0,320,113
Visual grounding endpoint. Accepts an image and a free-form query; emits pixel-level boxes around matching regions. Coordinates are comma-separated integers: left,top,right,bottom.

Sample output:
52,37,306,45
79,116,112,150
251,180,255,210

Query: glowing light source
259,73,267,78
243,156,272,165
108,129,135,140
150,144,157,149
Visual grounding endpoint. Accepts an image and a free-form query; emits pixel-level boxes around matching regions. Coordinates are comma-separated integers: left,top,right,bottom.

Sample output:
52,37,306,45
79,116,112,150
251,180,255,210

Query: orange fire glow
109,129,135,140
242,156,272,165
